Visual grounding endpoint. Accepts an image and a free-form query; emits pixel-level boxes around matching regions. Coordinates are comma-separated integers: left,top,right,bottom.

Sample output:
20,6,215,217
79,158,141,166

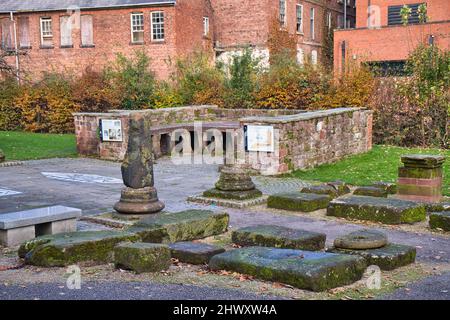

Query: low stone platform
169,242,225,264
209,247,367,292
187,194,268,209
203,188,263,201
267,192,330,212
429,212,450,231
329,243,416,270
353,186,388,198
327,196,426,224
300,185,339,199
372,182,397,194
129,210,229,243
114,242,171,273
231,225,326,251
19,230,141,267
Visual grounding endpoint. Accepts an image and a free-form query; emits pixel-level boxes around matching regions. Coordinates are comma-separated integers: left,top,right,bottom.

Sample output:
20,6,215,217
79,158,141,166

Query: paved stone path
0,157,449,300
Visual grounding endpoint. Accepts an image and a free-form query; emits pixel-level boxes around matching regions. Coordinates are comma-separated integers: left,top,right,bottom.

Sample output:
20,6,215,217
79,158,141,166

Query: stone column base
114,187,165,215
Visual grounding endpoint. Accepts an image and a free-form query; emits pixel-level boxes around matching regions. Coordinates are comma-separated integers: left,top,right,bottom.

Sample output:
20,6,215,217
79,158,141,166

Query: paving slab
114,242,171,273
300,185,339,198
429,212,450,231
329,243,416,270
168,242,225,264
129,210,229,243
327,195,426,224
232,225,326,251
267,192,330,212
209,246,367,292
353,186,388,198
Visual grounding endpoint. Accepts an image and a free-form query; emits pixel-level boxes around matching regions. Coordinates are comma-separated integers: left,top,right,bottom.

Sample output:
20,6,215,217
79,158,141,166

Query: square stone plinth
114,242,171,273
329,243,416,270
353,186,388,198
327,196,426,225
187,194,268,209
130,210,230,243
169,242,225,264
429,212,450,231
209,247,367,292
401,154,445,168
267,192,330,212
232,225,326,251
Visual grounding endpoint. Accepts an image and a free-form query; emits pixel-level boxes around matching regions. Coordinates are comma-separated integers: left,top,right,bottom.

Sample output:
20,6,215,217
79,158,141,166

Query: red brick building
334,0,450,75
0,0,214,80
213,0,356,66
0,0,355,80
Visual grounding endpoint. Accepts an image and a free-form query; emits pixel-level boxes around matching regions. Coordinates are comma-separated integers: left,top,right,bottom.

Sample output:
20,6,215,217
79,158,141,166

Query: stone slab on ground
19,230,141,267
401,154,446,168
209,246,367,292
129,210,229,243
114,242,171,273
231,225,326,251
429,212,450,231
327,181,351,196
168,242,225,264
334,229,388,250
327,196,426,225
267,192,330,212
300,185,339,199
203,188,263,201
187,194,268,209
372,182,397,194
353,187,388,198
329,243,416,270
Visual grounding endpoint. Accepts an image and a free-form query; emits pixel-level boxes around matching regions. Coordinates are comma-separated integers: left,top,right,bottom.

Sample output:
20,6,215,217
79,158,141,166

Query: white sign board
100,119,123,142
246,125,275,152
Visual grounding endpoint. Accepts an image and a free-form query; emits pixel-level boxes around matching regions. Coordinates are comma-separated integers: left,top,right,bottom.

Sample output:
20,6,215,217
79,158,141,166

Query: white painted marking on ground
0,188,22,197
41,172,122,184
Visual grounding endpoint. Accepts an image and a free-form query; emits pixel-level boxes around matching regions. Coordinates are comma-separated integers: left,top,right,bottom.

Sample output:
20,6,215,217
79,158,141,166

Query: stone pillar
397,154,445,203
114,117,165,216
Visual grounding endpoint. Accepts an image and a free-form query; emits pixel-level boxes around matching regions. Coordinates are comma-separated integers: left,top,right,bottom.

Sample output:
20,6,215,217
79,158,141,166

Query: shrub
105,50,157,110
0,77,22,131
153,81,184,109
173,51,225,106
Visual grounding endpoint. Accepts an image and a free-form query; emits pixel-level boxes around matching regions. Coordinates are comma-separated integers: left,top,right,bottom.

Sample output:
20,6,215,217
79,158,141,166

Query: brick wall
1,1,213,80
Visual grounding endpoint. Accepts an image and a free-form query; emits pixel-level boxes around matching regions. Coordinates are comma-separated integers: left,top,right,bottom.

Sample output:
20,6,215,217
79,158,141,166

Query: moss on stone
429,212,450,231
169,242,225,265
114,242,171,273
203,188,262,200
327,196,426,225
353,186,388,198
267,192,330,212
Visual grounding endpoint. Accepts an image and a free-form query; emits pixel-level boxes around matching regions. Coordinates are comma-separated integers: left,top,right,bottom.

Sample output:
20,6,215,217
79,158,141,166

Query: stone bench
0,206,81,246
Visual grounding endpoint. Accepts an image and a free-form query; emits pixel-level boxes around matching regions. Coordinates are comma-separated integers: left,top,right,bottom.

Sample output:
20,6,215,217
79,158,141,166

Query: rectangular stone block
397,184,442,197
232,225,326,251
267,192,330,212
329,243,416,270
209,247,367,292
327,196,426,225
398,167,442,179
168,242,225,265
114,242,171,273
429,212,450,231
0,226,36,247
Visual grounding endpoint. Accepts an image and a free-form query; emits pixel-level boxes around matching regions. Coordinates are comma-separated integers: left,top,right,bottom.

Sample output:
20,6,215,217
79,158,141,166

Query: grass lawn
0,131,77,161
290,145,449,197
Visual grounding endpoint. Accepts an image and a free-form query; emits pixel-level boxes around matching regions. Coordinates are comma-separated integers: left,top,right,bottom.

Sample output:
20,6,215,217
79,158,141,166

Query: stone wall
242,108,373,174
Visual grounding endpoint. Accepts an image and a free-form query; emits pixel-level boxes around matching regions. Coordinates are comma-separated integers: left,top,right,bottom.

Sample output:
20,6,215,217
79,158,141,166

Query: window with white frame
279,0,286,27
151,11,165,41
296,5,303,33
81,15,94,46
310,8,315,40
203,16,209,37
131,12,144,43
60,16,72,47
40,17,53,47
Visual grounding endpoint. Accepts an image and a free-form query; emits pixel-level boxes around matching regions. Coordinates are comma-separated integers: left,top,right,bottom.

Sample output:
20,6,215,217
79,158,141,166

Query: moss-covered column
397,154,445,203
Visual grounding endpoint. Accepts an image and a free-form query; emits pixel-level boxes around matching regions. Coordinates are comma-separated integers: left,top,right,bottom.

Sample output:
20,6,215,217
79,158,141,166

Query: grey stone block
0,226,36,247
169,242,225,264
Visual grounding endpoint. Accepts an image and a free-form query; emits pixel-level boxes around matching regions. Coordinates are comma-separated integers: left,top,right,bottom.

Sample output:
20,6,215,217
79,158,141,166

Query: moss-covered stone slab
114,242,171,273
203,188,262,201
187,194,268,209
353,186,388,198
327,196,426,225
232,225,326,251
267,192,330,212
300,185,339,199
130,210,229,243
209,247,367,292
401,154,445,168
429,212,450,231
334,229,388,250
19,230,141,267
168,242,225,264
329,243,416,270
372,182,397,194
327,181,351,196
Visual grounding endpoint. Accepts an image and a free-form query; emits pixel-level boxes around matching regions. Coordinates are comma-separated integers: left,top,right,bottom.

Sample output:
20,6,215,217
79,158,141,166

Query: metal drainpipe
344,0,347,29
10,11,20,83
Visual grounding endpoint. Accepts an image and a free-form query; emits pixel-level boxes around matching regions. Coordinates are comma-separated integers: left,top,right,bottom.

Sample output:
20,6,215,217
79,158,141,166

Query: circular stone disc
334,229,388,250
